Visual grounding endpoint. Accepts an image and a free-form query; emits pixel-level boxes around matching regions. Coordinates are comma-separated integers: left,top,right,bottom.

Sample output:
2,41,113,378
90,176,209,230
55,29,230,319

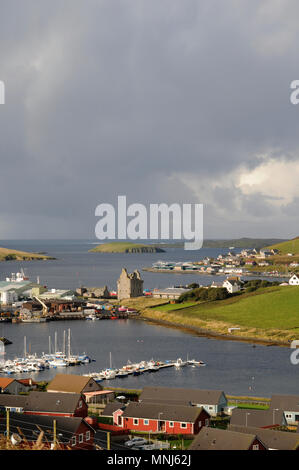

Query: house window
72,436,76,446
205,419,209,426
133,418,139,426
209,406,213,410
86,431,90,441
198,421,202,427
252,444,259,450
79,433,84,443
143,419,149,425
180,423,187,429
169,422,174,428
78,400,82,408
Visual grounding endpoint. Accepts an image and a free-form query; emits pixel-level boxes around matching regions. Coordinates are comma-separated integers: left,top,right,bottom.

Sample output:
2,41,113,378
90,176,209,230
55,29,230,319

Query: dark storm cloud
0,0,299,238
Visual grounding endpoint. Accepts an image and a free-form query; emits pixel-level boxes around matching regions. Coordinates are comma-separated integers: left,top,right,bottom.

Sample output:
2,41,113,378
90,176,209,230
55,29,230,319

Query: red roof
0,378,15,389
17,378,37,386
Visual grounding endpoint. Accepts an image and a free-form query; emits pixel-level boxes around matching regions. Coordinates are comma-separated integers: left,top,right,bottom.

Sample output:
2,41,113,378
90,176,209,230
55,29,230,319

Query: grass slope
126,287,299,343
89,242,165,253
0,247,52,261
264,237,299,255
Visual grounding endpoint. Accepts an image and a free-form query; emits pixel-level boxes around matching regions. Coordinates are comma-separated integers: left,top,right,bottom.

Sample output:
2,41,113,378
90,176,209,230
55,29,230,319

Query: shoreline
138,315,290,348
142,267,290,278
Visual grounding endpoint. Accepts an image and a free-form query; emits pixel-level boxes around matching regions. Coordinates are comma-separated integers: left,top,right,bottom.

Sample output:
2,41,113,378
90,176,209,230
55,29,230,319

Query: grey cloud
0,0,299,238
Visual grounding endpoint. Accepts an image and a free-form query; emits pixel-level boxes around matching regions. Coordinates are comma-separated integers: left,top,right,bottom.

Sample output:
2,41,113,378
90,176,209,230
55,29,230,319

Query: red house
113,401,210,435
23,391,88,418
0,413,95,450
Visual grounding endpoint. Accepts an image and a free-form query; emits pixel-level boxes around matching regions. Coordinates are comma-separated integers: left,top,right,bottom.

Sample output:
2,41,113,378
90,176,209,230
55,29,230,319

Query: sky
0,0,299,240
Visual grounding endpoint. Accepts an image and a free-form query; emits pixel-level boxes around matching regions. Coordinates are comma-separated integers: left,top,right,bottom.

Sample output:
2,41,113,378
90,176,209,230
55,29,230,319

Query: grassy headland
0,247,54,261
123,287,299,345
264,237,299,255
89,242,165,253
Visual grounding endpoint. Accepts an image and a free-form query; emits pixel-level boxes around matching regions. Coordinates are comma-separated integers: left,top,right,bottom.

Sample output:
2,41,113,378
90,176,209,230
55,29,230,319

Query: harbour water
0,318,297,397
0,239,294,397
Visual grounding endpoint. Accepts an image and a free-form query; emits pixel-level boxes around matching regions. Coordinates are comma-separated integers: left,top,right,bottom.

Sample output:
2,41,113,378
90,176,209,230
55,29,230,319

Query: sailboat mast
24,336,26,358
63,330,66,355
110,352,112,369
68,329,71,359
54,331,57,354
49,336,51,355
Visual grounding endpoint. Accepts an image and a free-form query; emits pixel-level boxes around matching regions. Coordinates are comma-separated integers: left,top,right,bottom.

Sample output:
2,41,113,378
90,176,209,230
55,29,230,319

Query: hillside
89,242,165,253
0,247,53,261
264,237,299,255
128,286,299,343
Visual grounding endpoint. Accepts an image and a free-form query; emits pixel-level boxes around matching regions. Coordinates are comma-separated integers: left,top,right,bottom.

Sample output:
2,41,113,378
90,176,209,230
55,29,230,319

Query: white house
223,278,243,294
289,274,299,286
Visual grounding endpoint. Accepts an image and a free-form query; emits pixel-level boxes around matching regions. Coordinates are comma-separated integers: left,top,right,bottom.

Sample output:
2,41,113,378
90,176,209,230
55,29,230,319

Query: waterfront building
0,378,28,395
115,401,210,435
230,408,287,428
76,286,110,299
152,287,191,300
222,277,243,293
139,386,227,417
117,268,143,300
270,394,299,425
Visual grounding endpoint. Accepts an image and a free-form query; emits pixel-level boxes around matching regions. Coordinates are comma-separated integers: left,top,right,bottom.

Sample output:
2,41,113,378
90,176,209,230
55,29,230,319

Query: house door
158,421,166,432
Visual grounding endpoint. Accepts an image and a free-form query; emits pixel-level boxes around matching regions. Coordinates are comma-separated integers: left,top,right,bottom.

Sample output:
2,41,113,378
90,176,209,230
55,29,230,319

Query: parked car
125,437,148,448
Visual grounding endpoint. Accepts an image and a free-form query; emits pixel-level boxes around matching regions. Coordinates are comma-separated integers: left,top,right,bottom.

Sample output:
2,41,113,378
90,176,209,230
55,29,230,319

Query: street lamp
245,412,250,427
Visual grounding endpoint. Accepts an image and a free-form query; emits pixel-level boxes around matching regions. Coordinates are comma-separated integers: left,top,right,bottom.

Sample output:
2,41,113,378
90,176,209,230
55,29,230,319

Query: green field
178,286,299,330
132,286,299,342
154,302,197,311
89,242,165,253
265,237,299,255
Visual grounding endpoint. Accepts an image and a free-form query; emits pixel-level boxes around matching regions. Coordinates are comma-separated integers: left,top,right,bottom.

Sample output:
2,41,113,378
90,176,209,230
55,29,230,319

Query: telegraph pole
6,409,9,445
53,419,57,449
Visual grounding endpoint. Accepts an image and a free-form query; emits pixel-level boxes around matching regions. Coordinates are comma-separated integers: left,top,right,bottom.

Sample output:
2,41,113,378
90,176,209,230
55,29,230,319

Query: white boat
174,358,187,367
187,359,205,366
48,359,68,368
86,314,98,321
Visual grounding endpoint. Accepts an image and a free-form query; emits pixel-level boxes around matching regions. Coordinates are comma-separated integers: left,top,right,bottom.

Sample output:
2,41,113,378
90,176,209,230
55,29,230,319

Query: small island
0,246,55,261
89,242,165,253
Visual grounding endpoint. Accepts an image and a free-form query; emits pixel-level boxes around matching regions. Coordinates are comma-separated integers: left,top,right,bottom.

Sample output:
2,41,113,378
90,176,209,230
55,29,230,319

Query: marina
83,356,206,383
0,318,298,397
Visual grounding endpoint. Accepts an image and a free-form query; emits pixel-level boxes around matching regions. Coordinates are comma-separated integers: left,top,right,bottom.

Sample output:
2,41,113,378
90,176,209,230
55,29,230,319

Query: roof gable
189,427,257,450
47,374,101,394
24,391,84,413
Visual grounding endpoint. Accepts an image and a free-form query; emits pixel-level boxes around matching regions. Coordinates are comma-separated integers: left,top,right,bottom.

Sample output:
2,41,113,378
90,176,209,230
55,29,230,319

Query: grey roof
229,425,299,450
123,401,204,422
189,427,258,450
0,394,27,408
153,288,191,295
0,413,93,445
270,394,299,412
24,391,84,413
102,402,123,416
139,386,225,406
230,408,286,428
